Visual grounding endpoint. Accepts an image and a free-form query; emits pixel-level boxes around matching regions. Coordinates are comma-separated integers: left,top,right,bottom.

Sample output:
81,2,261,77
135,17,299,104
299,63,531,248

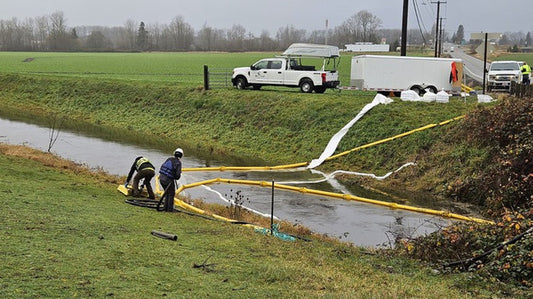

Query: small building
475,43,496,55
344,43,390,52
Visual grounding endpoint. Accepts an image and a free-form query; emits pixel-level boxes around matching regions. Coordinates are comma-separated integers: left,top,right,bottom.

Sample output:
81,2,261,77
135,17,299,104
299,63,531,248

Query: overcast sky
2,0,532,38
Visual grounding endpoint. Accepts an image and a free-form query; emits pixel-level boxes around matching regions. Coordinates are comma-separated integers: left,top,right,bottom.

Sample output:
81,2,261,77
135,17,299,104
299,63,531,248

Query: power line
415,0,430,33
421,0,435,15
413,0,428,45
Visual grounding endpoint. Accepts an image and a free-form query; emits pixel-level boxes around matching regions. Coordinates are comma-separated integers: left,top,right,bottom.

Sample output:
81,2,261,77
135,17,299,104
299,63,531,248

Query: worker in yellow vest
521,62,531,85
125,156,156,199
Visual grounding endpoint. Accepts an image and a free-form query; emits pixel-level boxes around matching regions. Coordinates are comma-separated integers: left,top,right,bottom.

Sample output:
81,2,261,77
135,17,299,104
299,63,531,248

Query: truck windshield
490,62,519,71
253,60,269,70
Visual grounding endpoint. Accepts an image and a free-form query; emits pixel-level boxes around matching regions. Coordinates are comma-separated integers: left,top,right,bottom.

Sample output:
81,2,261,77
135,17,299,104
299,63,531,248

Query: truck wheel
300,79,314,93
314,86,326,93
235,77,247,90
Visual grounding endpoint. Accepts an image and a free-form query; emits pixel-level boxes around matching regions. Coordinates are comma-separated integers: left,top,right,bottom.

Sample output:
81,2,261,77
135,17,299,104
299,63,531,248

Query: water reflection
0,116,452,247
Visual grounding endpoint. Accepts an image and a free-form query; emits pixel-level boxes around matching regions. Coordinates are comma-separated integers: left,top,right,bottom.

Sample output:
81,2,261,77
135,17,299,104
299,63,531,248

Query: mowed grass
0,51,419,87
492,52,533,65
0,52,275,84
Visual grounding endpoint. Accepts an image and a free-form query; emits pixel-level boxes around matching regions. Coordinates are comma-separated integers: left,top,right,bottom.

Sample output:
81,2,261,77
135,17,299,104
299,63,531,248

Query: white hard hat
174,148,184,158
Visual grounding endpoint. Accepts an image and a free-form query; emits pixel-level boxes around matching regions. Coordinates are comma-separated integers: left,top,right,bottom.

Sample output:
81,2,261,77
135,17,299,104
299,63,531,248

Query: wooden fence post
203,65,209,90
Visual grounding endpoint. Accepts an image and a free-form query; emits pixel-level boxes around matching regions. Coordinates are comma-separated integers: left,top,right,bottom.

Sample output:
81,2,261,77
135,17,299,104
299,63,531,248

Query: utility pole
401,0,408,56
325,19,329,45
431,1,446,57
483,33,488,94
438,17,445,57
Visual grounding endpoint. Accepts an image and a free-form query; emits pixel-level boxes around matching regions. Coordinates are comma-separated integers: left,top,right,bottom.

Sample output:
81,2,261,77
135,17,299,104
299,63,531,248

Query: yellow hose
158,177,493,225
183,115,465,172
152,114,495,225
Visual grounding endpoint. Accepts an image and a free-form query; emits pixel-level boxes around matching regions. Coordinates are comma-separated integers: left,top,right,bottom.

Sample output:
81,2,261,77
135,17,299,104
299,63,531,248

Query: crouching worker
125,156,156,199
159,148,183,211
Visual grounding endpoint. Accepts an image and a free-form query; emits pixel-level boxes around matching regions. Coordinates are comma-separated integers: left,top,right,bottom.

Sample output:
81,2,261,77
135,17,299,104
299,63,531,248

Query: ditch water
0,115,454,247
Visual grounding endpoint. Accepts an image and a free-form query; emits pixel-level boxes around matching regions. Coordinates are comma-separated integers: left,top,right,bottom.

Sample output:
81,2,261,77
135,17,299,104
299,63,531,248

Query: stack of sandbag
436,90,450,103
422,90,437,102
477,94,494,103
400,90,420,101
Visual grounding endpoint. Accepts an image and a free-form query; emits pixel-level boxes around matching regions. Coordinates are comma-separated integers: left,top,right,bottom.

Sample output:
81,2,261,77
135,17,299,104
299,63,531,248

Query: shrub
399,210,532,287
401,97,533,287
446,97,533,216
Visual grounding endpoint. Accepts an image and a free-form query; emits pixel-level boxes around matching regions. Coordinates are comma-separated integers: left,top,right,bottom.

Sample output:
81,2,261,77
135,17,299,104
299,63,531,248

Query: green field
0,52,272,84
0,51,427,87
1,51,358,85
494,52,533,65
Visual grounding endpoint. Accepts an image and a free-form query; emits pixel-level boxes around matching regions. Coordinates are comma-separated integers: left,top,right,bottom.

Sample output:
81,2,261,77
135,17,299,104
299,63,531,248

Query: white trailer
350,55,463,95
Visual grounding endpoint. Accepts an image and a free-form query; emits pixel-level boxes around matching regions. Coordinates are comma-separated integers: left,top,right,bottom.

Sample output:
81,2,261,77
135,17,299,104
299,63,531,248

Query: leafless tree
34,16,49,50
276,25,306,49
258,30,276,51
2,10,530,53
115,19,136,50
161,16,194,51
47,113,63,153
356,10,382,42
197,24,225,51
227,24,246,51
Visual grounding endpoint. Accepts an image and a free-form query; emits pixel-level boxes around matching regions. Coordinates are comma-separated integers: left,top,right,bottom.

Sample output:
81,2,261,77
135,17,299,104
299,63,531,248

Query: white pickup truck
232,43,340,93
487,61,522,92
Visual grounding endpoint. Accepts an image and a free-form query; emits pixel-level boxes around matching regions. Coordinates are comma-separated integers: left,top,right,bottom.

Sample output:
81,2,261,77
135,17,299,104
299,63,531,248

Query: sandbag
436,90,450,103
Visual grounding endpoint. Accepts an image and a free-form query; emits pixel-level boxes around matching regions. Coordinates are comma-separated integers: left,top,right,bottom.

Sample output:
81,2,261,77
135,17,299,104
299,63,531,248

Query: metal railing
203,65,233,90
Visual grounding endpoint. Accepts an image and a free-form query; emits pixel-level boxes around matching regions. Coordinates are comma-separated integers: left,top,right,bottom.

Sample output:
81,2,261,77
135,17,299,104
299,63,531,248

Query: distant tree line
1,11,530,52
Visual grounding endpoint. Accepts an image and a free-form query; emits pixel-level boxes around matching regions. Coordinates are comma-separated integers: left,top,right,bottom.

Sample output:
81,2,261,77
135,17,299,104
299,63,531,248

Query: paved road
448,45,486,83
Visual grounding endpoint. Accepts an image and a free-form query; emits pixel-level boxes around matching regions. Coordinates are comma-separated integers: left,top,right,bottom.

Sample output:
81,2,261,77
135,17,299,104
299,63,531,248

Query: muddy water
0,116,453,247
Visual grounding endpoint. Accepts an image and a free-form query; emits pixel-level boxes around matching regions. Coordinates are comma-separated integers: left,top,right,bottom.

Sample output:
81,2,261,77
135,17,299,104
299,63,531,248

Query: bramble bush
447,97,533,215
400,97,533,287
400,211,532,287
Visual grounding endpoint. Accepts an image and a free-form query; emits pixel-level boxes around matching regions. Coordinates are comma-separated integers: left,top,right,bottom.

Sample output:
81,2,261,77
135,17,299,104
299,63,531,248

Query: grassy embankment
0,144,509,298
0,73,485,168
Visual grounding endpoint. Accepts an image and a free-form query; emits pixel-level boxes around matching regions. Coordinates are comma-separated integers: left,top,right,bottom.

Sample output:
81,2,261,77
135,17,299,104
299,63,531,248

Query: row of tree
0,11,531,52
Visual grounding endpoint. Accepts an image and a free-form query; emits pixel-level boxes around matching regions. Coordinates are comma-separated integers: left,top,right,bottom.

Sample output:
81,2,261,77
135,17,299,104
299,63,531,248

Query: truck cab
232,43,340,93
248,58,285,85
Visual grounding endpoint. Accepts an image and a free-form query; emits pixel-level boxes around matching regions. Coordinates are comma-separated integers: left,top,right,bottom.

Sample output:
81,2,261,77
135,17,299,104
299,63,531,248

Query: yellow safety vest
521,64,531,75
136,157,153,170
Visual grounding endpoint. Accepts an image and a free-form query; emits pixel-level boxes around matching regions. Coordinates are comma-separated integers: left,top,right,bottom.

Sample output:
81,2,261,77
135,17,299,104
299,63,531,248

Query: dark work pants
160,175,175,211
523,74,531,85
132,168,155,199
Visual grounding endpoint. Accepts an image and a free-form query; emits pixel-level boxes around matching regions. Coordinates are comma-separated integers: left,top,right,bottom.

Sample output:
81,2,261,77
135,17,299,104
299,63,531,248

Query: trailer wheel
300,79,314,93
235,77,247,90
427,86,438,94
410,86,422,96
